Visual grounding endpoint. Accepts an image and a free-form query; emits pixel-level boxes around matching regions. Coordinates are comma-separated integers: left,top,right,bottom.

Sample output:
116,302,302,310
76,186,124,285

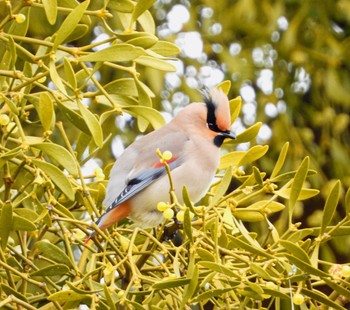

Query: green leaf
42,0,57,25
280,240,311,264
30,143,78,176
32,159,75,201
323,277,350,299
271,142,289,179
216,80,231,94
234,122,262,144
130,0,156,28
198,262,241,279
53,0,90,49
123,105,165,130
0,201,13,250
35,240,73,267
150,41,180,56
31,264,70,276
78,44,145,62
275,188,319,200
211,166,232,206
135,55,176,71
12,215,36,231
320,180,341,236
289,157,309,221
77,100,103,148
48,290,90,302
152,277,191,290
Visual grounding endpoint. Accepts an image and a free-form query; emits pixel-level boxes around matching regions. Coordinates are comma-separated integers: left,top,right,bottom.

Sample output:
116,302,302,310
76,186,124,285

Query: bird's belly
128,162,216,228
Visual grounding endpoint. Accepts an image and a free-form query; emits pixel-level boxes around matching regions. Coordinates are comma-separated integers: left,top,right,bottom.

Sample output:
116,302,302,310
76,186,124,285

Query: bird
85,87,235,243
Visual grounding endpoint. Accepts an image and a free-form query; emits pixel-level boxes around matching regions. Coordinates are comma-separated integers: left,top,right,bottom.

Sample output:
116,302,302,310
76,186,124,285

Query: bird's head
202,87,236,147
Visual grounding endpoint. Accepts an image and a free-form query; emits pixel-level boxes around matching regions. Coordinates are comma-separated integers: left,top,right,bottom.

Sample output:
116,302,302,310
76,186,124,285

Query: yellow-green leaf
289,156,309,220
35,240,73,267
320,180,341,236
271,142,289,179
284,254,328,278
211,166,232,206
152,277,191,290
275,188,319,200
123,106,165,130
53,0,90,49
150,41,180,56
238,145,269,166
135,77,152,132
183,208,193,243
126,35,158,49
34,92,55,131
192,288,237,304
42,0,57,25
229,96,242,123
56,100,90,134
130,0,156,28
135,56,176,71
182,265,199,306
12,215,36,231
78,44,145,63
345,187,350,215
48,290,90,302
219,151,245,170
280,240,311,264
64,58,77,90
216,80,231,94
50,59,66,95
234,122,262,144
198,262,241,279
0,201,12,250
77,100,103,148
196,248,215,262
31,264,70,277
300,287,344,310
138,10,155,34
233,208,265,222
30,143,78,176
32,159,75,201
107,0,134,13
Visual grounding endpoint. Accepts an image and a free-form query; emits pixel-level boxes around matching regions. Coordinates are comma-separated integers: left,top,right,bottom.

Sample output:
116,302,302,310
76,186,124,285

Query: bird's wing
104,159,181,214
98,128,189,222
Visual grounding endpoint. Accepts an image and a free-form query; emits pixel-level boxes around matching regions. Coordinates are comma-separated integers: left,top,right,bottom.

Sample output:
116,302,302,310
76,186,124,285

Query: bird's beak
220,130,236,140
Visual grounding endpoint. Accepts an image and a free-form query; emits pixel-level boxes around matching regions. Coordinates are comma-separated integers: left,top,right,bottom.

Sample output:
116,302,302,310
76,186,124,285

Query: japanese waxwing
85,87,235,242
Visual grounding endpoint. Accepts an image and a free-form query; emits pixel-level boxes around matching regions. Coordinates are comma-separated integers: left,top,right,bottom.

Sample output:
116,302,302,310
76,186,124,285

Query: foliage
0,1,349,309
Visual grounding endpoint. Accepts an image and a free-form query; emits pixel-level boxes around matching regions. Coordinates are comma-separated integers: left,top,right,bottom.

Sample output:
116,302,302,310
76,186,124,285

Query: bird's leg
162,216,183,242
